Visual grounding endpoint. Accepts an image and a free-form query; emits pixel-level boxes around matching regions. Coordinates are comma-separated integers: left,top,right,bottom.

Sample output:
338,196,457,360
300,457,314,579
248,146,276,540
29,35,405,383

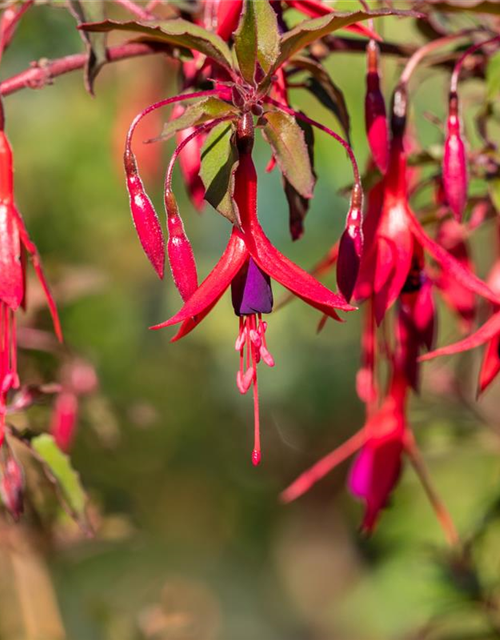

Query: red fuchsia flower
365,40,389,174
354,85,500,325
0,105,62,445
337,182,364,302
152,115,354,465
281,372,409,533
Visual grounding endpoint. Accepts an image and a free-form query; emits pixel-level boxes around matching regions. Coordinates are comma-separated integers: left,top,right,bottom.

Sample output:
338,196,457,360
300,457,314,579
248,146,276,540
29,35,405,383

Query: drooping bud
443,92,468,222
0,440,24,521
365,41,389,174
337,182,364,302
124,147,165,279
231,258,273,316
164,190,198,302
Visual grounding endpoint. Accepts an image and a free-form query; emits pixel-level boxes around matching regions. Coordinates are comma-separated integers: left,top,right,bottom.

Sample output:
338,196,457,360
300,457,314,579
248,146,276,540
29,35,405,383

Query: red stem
0,42,165,97
264,96,361,186
450,35,500,94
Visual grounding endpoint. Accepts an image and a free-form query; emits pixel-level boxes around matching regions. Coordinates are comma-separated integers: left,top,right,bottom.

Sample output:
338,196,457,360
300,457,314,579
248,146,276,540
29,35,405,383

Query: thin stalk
164,116,233,196
450,35,500,94
405,433,460,548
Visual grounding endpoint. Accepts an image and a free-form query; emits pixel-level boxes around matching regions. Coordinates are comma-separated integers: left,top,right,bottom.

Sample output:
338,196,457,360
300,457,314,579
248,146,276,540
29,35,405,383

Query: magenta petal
151,229,249,330
348,447,373,498
478,334,500,395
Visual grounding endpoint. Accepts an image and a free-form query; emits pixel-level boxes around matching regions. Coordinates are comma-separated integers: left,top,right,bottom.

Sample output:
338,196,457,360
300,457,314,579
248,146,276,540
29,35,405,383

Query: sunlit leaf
274,9,421,70
151,97,237,143
81,19,233,71
262,110,315,199
235,0,280,83
32,434,88,526
200,123,240,224
486,51,500,101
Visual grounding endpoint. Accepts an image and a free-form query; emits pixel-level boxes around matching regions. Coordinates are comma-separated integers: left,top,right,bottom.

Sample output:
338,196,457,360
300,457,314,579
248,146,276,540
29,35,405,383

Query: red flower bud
165,190,198,302
365,42,389,174
337,183,364,302
124,148,165,279
443,92,468,222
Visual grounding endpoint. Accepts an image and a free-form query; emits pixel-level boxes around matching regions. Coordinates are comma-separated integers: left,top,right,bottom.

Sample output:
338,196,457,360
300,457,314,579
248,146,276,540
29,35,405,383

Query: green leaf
234,0,258,83
81,19,233,71
486,51,500,101
291,56,350,143
151,97,238,143
68,0,107,94
489,176,500,213
274,9,420,69
283,117,315,241
261,110,315,199
200,123,240,224
235,0,280,83
32,434,88,526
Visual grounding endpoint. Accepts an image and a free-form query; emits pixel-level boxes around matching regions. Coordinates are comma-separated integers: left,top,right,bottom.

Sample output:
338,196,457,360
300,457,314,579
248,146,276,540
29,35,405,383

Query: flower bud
443,92,468,222
51,391,78,452
165,190,198,302
124,148,165,279
365,42,389,174
337,183,364,302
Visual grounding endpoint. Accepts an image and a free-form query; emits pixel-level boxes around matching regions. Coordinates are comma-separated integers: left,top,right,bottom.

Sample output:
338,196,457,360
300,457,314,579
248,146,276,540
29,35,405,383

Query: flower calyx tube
365,40,389,174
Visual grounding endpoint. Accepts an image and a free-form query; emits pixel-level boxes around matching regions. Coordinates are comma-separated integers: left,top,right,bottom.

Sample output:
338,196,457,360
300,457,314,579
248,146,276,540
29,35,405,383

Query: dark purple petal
232,257,273,316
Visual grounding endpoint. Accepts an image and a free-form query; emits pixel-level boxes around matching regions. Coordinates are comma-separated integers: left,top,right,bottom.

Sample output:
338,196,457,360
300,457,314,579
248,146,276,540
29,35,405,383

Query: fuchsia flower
354,87,499,325
281,372,408,532
152,116,354,465
0,115,61,445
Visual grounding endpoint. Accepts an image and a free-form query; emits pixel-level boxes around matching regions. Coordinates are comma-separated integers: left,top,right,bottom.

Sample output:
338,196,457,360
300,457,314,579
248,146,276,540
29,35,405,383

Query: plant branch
0,42,167,97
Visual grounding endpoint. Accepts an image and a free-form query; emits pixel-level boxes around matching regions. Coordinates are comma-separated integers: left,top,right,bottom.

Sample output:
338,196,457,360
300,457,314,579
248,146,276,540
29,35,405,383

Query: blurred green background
1,4,500,639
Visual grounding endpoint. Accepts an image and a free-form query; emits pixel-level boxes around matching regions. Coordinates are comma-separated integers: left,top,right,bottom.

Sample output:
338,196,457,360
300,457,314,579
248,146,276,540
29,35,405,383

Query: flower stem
405,433,460,548
450,35,500,94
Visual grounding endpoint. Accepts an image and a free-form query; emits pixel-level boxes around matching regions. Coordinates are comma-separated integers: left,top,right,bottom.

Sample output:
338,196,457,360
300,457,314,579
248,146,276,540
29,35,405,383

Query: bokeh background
1,3,500,639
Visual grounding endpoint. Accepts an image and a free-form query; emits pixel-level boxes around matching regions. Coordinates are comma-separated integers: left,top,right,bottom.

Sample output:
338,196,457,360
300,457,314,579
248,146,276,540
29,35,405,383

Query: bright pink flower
153,124,353,464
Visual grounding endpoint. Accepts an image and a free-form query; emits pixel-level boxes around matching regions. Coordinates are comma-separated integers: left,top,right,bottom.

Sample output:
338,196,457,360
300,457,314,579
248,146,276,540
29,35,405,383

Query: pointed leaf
80,19,233,71
31,434,88,526
200,122,240,224
234,0,258,82
68,1,107,95
235,0,280,82
487,51,500,101
152,97,237,143
292,56,350,142
261,110,315,199
274,9,422,70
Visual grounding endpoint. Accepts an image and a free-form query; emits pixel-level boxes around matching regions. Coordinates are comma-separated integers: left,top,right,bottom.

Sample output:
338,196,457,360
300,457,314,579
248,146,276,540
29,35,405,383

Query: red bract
442,92,467,222
152,120,354,464
0,124,62,444
365,41,389,174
